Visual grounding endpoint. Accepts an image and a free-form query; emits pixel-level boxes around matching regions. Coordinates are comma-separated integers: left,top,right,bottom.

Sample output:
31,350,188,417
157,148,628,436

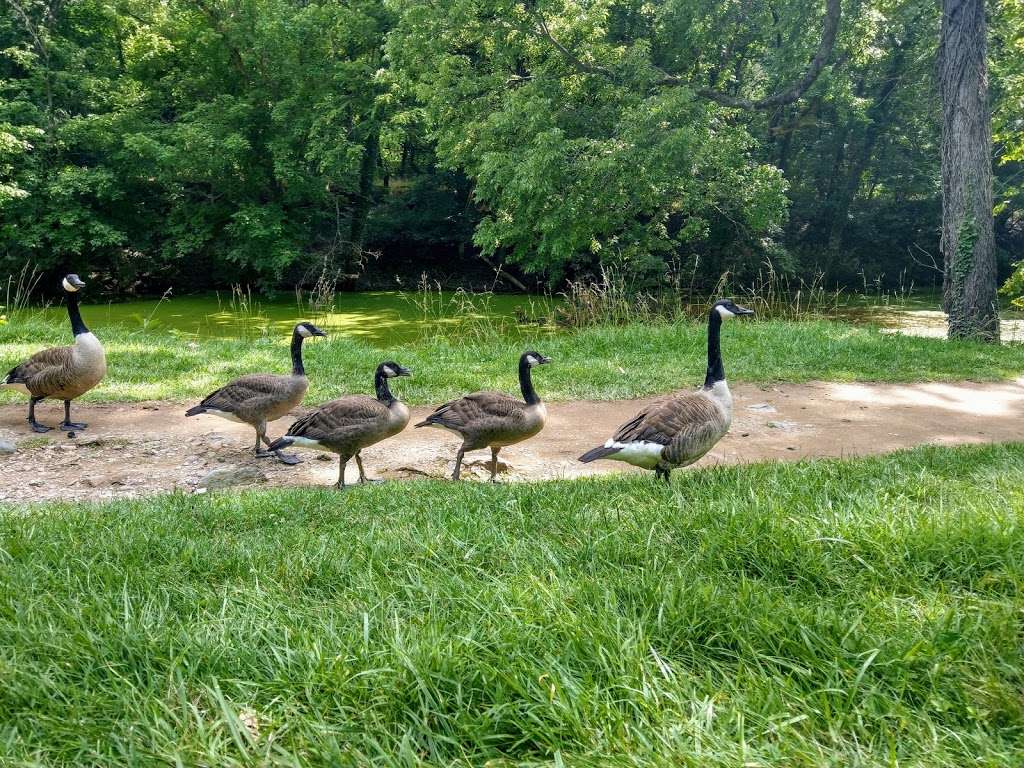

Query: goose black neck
703,310,725,389
66,291,88,336
519,356,540,405
290,331,306,376
375,368,395,403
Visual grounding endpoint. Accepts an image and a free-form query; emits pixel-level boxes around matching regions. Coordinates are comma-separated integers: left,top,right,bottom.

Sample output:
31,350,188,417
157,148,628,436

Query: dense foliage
0,0,1020,294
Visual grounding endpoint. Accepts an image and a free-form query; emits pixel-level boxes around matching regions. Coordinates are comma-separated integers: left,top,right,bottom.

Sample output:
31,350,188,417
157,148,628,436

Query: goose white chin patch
602,439,664,469
715,305,736,318
297,325,313,338
62,278,81,292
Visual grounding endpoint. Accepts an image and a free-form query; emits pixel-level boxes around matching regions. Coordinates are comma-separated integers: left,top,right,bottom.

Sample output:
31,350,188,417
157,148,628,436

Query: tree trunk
940,0,998,341
344,128,379,278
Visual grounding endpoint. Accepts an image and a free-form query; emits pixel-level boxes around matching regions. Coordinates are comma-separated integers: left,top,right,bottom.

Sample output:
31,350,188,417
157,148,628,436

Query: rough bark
940,0,998,341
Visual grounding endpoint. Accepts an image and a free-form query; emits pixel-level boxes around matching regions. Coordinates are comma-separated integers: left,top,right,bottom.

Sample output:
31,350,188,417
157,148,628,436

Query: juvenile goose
185,322,326,465
2,273,106,433
268,361,412,488
416,351,551,481
579,299,753,481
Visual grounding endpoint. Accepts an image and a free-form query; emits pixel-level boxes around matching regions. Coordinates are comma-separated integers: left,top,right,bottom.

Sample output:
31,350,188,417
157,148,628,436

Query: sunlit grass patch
3,314,1024,404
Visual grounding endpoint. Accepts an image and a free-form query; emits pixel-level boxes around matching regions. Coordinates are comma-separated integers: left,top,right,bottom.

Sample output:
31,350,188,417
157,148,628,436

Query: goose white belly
287,436,325,450
602,439,664,469
203,408,246,423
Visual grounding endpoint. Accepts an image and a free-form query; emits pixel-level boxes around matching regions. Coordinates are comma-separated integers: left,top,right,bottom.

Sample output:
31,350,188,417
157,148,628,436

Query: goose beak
398,366,412,377
540,355,553,364
735,305,754,316
67,274,86,289
311,326,327,337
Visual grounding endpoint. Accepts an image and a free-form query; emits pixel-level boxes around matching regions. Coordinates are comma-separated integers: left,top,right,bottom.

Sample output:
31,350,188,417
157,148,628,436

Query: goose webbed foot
255,449,275,459
275,451,301,466
30,421,52,433
60,402,86,430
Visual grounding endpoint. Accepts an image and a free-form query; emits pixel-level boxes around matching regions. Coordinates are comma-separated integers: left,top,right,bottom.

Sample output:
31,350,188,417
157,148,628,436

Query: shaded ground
2,378,1022,503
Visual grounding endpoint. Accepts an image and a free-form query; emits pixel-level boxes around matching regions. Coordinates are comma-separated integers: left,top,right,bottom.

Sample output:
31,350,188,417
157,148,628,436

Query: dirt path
2,379,1023,503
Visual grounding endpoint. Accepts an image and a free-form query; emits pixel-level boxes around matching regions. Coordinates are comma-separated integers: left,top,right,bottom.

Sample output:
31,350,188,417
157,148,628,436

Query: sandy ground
2,378,1023,503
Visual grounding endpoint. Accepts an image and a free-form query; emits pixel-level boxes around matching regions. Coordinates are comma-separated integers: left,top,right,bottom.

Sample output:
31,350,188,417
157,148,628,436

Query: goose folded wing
200,374,285,412
5,346,74,390
287,397,389,440
612,394,723,446
427,392,523,428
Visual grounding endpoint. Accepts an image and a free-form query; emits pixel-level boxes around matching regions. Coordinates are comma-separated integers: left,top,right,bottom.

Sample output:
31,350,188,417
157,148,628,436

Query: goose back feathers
3,274,105,432
3,275,106,402
579,300,752,479
269,361,411,487
416,351,551,481
185,322,325,426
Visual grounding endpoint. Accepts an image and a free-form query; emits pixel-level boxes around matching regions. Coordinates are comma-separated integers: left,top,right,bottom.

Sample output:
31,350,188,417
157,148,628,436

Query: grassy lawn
0,443,1021,765
3,315,1024,404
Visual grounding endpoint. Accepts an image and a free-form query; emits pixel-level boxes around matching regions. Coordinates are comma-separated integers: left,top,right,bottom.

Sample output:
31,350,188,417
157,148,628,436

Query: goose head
711,299,754,319
522,351,553,367
295,322,327,339
379,361,412,378
62,274,86,293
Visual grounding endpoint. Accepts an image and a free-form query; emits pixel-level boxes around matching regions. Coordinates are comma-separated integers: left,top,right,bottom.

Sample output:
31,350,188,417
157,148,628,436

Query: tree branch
682,0,842,109
529,14,615,79
517,0,842,111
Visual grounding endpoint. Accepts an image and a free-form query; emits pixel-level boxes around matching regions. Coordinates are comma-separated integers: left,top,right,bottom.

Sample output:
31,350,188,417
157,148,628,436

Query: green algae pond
27,290,558,347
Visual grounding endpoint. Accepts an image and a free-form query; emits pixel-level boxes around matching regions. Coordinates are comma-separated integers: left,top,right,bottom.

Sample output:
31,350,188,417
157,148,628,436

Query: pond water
833,294,1024,343
27,289,1024,345
31,291,557,347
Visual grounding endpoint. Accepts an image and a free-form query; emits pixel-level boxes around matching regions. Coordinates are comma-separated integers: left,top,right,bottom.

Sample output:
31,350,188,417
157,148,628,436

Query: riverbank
4,317,1024,406
3,377,1023,502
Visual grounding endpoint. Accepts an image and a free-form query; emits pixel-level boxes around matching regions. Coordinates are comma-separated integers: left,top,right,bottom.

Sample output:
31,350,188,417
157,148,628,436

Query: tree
939,0,999,341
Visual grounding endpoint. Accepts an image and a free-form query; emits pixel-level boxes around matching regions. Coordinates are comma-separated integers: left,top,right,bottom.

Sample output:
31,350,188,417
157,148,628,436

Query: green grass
3,314,1024,404
1,443,1022,765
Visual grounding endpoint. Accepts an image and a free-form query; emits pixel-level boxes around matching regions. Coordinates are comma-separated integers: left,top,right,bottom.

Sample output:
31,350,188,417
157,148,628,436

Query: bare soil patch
2,379,1022,503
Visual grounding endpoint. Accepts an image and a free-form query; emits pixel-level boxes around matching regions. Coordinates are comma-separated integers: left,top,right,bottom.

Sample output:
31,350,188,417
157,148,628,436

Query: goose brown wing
421,391,523,430
613,393,723,446
4,346,74,394
199,374,291,413
286,396,389,441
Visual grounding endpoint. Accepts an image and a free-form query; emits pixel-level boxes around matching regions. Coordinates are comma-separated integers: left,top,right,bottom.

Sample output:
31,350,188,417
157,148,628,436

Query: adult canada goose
416,350,551,481
185,322,326,465
268,361,412,488
2,273,106,433
579,299,754,481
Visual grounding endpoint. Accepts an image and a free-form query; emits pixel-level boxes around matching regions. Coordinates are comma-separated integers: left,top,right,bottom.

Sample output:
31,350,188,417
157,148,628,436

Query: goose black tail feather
578,445,619,463
184,405,207,417
268,436,294,451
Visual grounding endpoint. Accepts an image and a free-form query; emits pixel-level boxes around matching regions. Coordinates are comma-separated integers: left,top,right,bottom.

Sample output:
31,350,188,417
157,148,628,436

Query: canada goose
268,361,412,488
2,273,106,433
416,351,551,481
185,322,326,465
579,299,754,481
